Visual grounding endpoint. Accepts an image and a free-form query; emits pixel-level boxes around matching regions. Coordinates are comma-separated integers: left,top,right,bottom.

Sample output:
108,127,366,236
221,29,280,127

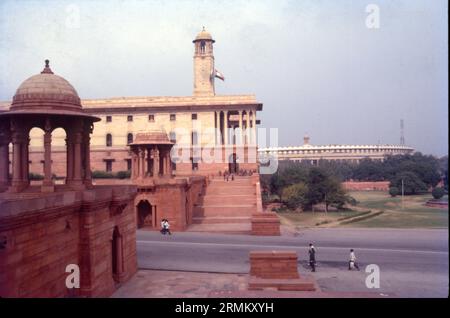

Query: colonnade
0,116,94,193
214,110,257,146
131,145,173,179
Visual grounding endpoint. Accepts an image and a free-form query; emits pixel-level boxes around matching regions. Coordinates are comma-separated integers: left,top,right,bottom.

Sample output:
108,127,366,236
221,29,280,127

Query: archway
228,153,239,174
136,200,152,229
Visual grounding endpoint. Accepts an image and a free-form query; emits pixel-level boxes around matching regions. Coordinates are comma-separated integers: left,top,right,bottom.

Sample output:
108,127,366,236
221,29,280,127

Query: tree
432,187,445,200
390,171,428,195
389,186,399,197
281,182,309,210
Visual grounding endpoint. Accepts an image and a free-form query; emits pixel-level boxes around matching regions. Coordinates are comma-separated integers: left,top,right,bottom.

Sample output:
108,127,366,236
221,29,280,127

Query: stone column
42,121,54,192
251,111,256,145
72,131,83,188
238,110,243,145
139,147,145,178
245,111,250,145
153,147,160,177
83,123,93,187
167,150,172,176
131,150,137,179
21,137,29,185
224,111,228,145
0,129,10,188
66,136,74,183
11,133,22,187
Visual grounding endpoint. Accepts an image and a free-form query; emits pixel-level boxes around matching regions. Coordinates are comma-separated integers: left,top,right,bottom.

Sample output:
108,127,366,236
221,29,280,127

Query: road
136,228,449,297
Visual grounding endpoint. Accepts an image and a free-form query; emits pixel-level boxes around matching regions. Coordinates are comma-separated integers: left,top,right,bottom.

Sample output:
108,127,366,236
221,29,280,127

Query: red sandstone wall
134,176,206,231
342,181,389,191
0,186,137,298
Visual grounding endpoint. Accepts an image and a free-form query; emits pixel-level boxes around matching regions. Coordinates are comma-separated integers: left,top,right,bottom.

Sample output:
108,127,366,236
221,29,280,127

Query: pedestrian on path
309,243,316,272
348,249,360,270
164,219,172,235
160,219,167,235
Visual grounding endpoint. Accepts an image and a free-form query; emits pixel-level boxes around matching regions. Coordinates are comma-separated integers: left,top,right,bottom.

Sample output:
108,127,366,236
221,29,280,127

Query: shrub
92,170,115,179
432,187,445,200
29,172,44,180
389,186,399,197
116,170,131,179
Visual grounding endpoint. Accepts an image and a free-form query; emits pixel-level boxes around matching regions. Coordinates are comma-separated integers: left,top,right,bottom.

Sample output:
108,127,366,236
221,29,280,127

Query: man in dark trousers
349,249,360,270
309,243,316,272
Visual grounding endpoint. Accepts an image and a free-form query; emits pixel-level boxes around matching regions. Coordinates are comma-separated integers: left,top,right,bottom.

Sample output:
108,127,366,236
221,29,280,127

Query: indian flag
214,69,225,81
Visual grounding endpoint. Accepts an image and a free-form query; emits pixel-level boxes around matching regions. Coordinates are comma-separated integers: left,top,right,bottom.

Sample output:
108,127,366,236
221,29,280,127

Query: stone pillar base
41,184,55,193
248,251,317,292
67,180,85,191
251,213,280,236
8,182,29,193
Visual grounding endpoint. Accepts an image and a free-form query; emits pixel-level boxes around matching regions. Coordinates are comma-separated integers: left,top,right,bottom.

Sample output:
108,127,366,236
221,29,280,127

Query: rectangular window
127,115,133,122
192,113,197,120
170,114,176,121
106,160,112,172
106,116,112,122
148,114,155,122
126,159,132,171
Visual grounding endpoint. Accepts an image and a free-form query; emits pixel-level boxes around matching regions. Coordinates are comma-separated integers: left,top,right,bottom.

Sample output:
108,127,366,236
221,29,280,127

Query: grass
345,191,448,228
277,192,448,229
278,210,367,228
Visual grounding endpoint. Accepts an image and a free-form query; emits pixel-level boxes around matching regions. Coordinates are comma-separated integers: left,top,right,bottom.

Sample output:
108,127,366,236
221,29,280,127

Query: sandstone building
258,135,414,165
0,28,262,178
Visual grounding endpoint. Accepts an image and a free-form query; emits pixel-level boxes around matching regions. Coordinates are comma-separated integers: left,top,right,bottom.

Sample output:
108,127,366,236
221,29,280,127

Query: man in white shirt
349,249,360,270
164,219,172,235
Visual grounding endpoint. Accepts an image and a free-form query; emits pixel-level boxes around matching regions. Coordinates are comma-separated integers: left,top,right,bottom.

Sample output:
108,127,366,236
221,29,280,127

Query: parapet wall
342,181,389,191
0,185,137,298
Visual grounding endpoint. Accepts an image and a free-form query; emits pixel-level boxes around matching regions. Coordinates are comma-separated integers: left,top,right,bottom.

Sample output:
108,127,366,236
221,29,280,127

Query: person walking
349,249,360,270
164,219,172,235
160,219,167,235
308,243,316,272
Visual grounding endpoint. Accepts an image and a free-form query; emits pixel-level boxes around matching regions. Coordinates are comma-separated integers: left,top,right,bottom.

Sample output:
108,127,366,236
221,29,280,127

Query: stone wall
0,185,137,298
342,181,390,191
134,176,206,231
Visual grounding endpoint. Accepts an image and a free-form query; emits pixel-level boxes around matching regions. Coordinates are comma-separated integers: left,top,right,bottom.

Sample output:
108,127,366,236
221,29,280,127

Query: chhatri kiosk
0,61,137,297
129,130,206,231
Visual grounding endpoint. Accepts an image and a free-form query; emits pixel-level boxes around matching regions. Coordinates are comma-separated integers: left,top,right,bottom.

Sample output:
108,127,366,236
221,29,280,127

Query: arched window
106,134,112,147
127,133,133,144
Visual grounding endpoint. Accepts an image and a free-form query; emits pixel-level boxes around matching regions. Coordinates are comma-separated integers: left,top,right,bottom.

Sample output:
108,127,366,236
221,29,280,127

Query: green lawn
346,191,448,228
277,192,448,229
278,210,369,228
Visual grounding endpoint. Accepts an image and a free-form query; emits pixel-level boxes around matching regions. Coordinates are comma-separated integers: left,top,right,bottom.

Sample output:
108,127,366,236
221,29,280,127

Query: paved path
136,228,448,297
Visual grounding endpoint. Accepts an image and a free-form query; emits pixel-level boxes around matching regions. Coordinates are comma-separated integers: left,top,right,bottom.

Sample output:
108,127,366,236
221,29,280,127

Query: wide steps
199,194,256,205
193,205,255,217
205,187,255,195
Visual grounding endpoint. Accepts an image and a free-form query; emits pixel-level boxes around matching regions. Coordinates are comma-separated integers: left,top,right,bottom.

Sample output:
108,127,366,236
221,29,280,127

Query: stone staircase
188,176,257,234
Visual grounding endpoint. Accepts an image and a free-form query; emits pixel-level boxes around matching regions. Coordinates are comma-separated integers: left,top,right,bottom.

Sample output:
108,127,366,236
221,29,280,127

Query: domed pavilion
0,60,100,192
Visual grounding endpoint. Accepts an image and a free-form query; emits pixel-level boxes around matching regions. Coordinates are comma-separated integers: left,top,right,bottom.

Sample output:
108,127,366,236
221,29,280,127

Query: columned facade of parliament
258,135,414,165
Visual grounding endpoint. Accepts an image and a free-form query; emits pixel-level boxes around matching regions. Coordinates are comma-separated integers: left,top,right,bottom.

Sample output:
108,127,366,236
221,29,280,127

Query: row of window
105,113,198,123
266,148,408,155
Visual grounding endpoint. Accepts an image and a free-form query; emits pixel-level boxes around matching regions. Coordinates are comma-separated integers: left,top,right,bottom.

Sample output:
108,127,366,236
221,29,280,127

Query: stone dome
193,27,215,42
10,60,82,114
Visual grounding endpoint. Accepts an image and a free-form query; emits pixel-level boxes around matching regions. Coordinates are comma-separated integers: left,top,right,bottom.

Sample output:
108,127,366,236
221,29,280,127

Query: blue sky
0,0,447,156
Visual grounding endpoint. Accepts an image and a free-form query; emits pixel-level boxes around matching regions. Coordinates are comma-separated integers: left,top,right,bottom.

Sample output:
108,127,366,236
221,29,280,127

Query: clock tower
193,27,215,96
